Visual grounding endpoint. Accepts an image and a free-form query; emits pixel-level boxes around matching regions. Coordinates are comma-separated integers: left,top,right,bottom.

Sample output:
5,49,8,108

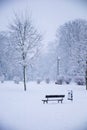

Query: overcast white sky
0,0,87,44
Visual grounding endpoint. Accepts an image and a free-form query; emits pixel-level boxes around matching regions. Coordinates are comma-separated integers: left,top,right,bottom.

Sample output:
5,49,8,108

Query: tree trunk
86,69,87,90
23,66,26,91
86,60,87,90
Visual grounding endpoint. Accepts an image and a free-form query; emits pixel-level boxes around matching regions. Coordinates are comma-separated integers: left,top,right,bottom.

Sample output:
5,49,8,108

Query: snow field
0,81,87,130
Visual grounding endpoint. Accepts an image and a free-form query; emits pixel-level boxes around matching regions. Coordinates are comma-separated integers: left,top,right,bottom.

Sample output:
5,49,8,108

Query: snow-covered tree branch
56,19,87,83
9,13,42,91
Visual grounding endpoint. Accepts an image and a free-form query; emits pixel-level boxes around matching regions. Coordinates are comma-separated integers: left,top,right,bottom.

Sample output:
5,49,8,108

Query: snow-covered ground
0,81,87,130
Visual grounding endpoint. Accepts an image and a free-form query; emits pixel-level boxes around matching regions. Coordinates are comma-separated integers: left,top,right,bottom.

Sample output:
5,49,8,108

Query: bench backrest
45,95,65,98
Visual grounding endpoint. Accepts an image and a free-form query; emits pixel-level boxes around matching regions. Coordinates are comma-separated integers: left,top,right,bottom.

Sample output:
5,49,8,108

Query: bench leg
43,100,48,104
46,100,48,103
43,101,45,104
58,100,63,103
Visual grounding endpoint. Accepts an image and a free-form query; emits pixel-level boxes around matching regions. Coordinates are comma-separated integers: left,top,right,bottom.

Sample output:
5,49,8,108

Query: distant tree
34,43,57,81
0,32,10,79
9,13,42,91
56,19,87,80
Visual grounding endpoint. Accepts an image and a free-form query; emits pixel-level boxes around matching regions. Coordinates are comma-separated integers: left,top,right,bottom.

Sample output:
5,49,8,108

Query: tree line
0,13,87,90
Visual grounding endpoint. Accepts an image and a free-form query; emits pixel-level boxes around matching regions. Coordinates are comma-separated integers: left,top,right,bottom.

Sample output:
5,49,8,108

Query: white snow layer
0,81,87,130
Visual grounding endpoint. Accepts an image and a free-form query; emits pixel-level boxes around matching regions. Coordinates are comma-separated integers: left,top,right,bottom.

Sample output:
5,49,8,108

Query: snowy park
0,81,87,130
0,1,87,130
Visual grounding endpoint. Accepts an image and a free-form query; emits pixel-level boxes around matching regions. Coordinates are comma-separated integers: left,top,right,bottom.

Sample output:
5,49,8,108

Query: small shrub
37,79,41,84
64,76,72,84
74,76,85,85
0,75,5,83
45,78,50,84
13,76,20,84
55,76,64,85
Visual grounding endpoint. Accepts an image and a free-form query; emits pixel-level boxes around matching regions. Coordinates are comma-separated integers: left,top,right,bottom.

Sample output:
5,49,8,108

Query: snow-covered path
0,81,87,130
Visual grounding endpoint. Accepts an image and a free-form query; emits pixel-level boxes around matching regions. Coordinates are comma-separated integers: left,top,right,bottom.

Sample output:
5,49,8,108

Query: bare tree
9,13,42,91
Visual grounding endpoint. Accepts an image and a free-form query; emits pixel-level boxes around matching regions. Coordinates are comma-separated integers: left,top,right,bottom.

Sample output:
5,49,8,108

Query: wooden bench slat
46,95,65,97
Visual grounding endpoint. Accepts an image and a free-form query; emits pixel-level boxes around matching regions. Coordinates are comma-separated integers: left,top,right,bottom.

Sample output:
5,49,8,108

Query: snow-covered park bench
42,95,65,104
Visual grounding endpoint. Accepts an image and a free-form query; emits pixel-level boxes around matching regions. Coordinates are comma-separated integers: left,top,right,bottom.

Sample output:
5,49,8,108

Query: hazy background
0,0,87,44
